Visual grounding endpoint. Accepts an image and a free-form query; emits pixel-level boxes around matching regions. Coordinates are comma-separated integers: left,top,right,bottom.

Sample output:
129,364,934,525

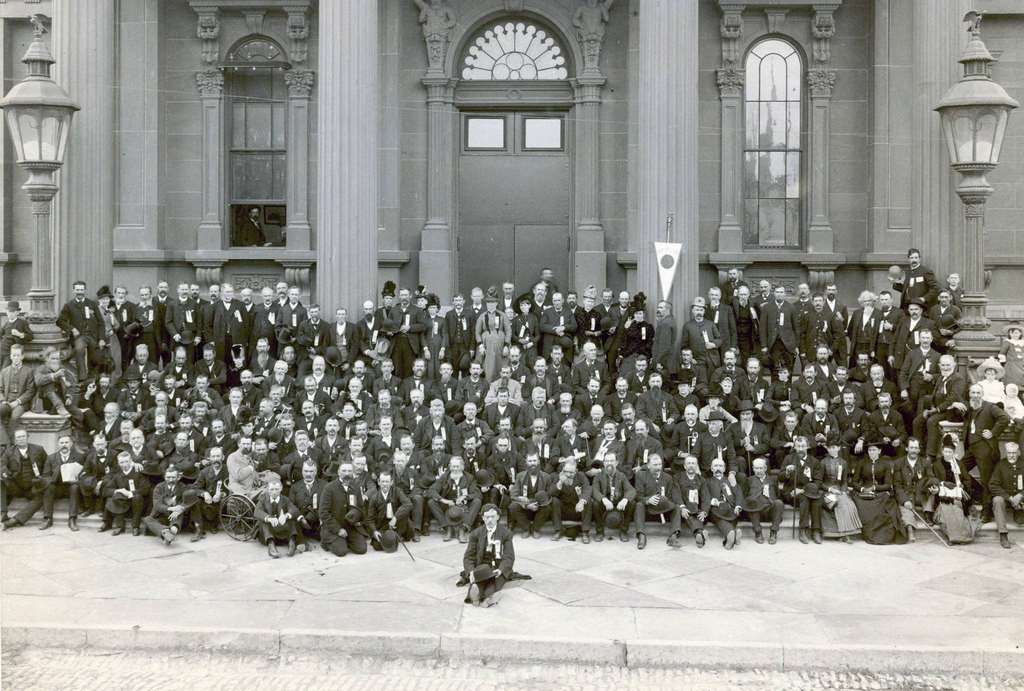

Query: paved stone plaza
2,512,1021,679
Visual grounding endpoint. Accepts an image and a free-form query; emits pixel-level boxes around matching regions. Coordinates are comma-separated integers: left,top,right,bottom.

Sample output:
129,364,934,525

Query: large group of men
1,248,1022,586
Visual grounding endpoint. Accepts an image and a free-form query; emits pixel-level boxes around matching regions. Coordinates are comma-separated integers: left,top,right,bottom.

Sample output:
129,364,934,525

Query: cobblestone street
3,648,1020,691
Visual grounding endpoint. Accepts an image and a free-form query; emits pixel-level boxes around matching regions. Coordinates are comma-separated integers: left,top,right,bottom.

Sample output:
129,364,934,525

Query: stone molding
811,8,835,63
720,6,744,65
195,69,224,97
196,8,220,64
284,69,315,98
716,67,744,97
807,68,836,97
287,6,309,64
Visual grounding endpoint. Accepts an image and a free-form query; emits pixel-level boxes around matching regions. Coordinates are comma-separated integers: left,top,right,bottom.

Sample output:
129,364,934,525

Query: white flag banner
654,242,683,300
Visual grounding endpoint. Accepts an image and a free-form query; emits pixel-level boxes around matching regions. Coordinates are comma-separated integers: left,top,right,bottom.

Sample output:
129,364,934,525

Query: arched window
461,21,568,80
743,38,802,248
224,36,290,247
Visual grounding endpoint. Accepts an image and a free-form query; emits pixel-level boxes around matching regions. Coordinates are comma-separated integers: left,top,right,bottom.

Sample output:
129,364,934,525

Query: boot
724,529,736,550
768,530,778,545
798,528,809,544
68,517,79,532
666,531,681,548
636,532,647,550
754,531,764,544
551,530,563,541
443,526,453,542
458,526,469,544
39,517,53,531
190,530,204,543
906,526,916,543
1000,533,1011,549
812,530,823,544
268,541,280,558
287,537,297,557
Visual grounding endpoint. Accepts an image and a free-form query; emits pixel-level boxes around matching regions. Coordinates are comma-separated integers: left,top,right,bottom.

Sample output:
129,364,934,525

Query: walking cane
790,489,798,539
910,506,951,548
400,539,416,562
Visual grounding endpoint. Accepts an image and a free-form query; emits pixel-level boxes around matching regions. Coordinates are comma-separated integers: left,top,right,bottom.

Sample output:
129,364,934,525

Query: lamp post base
952,293,1000,371
22,308,68,367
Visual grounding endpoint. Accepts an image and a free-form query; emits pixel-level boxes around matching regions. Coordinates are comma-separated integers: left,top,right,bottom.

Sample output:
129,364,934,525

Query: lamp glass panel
5,109,26,160
16,111,41,160
39,112,61,161
974,112,998,163
55,113,71,163
953,115,975,164
940,114,958,163
991,109,1010,163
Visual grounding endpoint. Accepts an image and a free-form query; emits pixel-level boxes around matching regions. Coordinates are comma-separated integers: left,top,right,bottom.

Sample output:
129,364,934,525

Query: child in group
997,323,1024,388
975,357,1006,407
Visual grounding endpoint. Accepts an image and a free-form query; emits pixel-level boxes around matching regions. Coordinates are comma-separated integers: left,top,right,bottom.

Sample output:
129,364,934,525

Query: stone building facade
1,0,1023,319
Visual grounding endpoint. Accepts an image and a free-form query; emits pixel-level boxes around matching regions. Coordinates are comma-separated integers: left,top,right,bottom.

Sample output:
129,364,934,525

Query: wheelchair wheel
220,494,259,541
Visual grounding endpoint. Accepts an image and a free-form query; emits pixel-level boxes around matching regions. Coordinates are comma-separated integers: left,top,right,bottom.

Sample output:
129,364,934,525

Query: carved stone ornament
194,264,224,288
807,68,836,97
413,0,457,73
573,0,614,75
287,9,309,64
284,69,315,98
716,67,744,97
196,9,220,64
811,10,836,63
195,69,224,97
280,262,312,296
720,8,743,66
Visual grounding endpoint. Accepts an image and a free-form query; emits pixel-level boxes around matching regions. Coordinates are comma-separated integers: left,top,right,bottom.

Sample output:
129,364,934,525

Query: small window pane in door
523,117,563,150
466,117,505,150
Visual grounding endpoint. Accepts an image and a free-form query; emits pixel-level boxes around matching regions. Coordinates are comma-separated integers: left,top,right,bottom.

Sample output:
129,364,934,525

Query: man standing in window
237,207,267,247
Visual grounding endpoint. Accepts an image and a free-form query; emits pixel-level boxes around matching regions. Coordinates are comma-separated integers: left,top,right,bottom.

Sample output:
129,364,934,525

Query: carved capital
195,8,220,64
716,67,745,97
193,263,224,288
287,8,310,64
284,69,315,98
807,268,836,293
807,68,836,98
720,8,744,66
415,0,457,74
280,262,313,298
811,9,836,63
195,69,224,98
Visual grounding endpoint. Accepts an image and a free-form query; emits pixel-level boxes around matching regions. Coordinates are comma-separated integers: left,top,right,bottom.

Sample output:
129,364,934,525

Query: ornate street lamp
0,14,79,318
935,10,1018,360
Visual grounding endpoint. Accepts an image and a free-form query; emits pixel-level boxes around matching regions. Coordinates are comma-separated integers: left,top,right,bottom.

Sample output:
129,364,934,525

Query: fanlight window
462,22,568,80
224,36,290,69
743,38,802,248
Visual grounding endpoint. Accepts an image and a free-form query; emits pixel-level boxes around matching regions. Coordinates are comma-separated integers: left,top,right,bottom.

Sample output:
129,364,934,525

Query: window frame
521,115,565,152
741,36,806,251
463,114,509,152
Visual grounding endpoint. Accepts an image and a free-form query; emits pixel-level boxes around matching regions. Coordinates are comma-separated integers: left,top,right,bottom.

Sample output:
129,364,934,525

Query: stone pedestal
317,0,379,315
635,0,699,310
18,412,70,454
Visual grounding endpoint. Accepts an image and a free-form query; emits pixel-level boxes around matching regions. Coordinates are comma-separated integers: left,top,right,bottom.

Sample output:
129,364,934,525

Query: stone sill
110,250,411,267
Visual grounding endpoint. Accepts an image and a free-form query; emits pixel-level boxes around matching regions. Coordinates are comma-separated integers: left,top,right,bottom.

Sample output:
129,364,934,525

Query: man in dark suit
633,454,682,549
368,469,413,547
460,503,515,607
57,280,106,380
165,283,201,364
319,460,372,557
143,466,192,545
706,287,737,353
388,287,428,379
783,436,824,544
892,300,935,372
890,247,940,310
249,287,280,358
0,344,34,444
650,300,678,376
254,473,299,557
914,354,968,460
295,303,331,380
211,284,250,365
744,456,784,544
38,434,86,531
445,294,475,377
539,292,577,360
427,456,481,542
331,307,359,364
1,429,48,528
961,383,1009,519
679,301,722,370
759,285,798,375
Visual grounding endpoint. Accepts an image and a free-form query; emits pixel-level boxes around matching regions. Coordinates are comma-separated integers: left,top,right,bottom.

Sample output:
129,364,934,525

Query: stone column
284,70,314,250
635,0,699,310
911,0,967,276
317,0,379,316
195,69,224,251
52,0,115,296
571,77,607,293
418,77,457,303
807,68,836,252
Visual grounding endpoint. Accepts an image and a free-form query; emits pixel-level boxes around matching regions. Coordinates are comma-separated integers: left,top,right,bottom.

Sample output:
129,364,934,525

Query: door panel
514,225,570,295
459,224,515,295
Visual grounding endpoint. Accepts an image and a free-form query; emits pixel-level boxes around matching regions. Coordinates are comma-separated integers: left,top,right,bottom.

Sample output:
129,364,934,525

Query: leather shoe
813,530,823,545
666,532,681,548
443,527,453,542
411,532,420,543
619,532,629,543
68,518,79,532
97,525,110,533
636,532,647,550
768,530,778,545
581,533,590,544
455,575,470,587
112,527,125,536
594,532,605,542
458,526,469,544
132,527,141,536
2,520,20,531
695,530,706,548
268,542,280,558
724,529,736,550
551,531,563,541
798,529,809,544
1000,533,1012,549
190,532,203,543
39,518,53,531
287,537,297,557
754,532,764,544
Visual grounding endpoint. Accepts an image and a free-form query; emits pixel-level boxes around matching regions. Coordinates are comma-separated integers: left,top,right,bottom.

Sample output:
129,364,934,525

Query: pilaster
807,67,835,253
195,69,224,251
52,0,115,297
571,76,607,295
317,0,379,315
284,69,314,250
419,76,457,303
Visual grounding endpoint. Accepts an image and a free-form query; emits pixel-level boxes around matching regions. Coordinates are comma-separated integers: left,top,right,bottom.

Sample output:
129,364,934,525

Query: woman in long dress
998,323,1024,388
932,438,978,544
820,444,861,542
851,439,907,545
475,287,510,381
